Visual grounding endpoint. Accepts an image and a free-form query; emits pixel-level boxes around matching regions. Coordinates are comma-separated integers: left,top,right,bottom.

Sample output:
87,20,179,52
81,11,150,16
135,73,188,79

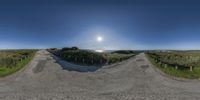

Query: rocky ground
0,50,200,100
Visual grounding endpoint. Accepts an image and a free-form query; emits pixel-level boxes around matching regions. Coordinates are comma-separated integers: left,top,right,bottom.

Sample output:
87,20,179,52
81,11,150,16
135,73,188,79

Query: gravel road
0,50,200,100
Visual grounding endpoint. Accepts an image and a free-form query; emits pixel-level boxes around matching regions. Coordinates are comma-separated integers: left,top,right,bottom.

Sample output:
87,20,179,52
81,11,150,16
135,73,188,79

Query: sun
97,36,103,42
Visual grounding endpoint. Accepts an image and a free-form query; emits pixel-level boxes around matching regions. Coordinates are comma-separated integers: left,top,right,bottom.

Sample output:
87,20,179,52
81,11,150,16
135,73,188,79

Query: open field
1,50,200,100
146,51,200,79
0,50,36,77
48,47,137,66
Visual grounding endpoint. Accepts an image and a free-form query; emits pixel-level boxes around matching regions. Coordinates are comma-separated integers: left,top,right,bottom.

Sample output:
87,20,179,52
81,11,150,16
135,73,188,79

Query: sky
0,0,200,50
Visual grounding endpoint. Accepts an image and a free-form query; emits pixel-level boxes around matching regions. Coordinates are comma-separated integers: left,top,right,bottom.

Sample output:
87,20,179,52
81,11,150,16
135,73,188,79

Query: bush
49,48,136,66
61,47,79,52
0,50,36,68
49,48,58,50
60,50,106,65
112,50,135,54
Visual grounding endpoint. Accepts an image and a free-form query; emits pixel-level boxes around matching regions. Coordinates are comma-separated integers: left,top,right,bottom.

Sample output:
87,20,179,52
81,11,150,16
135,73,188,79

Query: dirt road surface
0,50,200,100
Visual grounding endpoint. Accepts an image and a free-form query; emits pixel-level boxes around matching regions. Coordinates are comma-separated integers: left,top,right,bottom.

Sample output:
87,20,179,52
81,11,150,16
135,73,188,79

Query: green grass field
0,50,36,77
146,51,200,79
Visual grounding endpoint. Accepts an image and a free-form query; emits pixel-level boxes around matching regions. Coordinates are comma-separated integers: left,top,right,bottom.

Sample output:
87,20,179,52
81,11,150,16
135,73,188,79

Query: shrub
61,47,79,52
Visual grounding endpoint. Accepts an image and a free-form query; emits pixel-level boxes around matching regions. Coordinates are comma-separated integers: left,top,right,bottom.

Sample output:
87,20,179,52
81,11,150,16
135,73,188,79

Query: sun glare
95,50,104,53
97,36,103,42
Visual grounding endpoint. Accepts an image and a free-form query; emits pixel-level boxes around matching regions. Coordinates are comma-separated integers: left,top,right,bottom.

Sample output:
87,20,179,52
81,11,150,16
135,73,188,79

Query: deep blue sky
1,0,200,50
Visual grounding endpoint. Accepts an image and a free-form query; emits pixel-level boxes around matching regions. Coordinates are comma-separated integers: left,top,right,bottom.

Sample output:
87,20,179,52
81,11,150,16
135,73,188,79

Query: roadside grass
0,53,35,77
48,47,137,66
146,53,200,79
105,53,135,64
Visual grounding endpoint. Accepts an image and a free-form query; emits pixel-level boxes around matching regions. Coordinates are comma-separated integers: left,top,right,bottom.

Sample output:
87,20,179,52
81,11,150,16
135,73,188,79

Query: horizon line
1,48,200,51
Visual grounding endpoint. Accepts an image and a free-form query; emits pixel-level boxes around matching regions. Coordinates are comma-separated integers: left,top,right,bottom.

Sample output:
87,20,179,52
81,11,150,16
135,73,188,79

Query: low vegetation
0,50,36,77
105,51,136,64
48,47,137,66
146,51,200,79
